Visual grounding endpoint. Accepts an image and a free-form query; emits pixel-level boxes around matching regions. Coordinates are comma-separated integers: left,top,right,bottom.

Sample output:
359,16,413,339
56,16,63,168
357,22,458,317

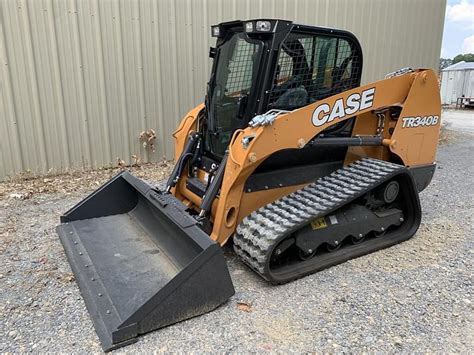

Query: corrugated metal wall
0,0,446,180
440,70,474,104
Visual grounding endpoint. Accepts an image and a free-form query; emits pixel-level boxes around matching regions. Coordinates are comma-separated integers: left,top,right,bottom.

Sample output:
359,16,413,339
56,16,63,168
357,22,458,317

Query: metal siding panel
174,0,194,116
118,0,146,163
76,0,110,167
182,0,196,114
440,72,448,104
99,0,131,165
27,0,70,171
0,0,447,180
148,0,167,156
139,0,157,161
0,2,24,177
466,71,474,98
455,71,466,99
53,0,93,169
156,0,180,158
4,0,48,173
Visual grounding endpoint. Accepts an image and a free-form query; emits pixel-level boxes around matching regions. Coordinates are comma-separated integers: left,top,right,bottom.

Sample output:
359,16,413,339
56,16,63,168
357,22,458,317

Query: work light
245,21,253,32
211,26,220,37
256,20,271,31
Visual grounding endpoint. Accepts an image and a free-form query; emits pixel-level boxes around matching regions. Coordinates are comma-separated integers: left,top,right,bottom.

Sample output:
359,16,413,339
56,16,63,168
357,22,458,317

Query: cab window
269,33,360,110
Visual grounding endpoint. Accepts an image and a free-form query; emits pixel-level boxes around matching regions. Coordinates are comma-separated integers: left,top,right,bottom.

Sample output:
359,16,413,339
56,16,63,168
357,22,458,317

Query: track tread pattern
233,158,404,281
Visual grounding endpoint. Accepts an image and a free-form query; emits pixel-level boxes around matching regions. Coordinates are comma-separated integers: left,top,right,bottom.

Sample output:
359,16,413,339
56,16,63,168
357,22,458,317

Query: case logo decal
312,88,375,127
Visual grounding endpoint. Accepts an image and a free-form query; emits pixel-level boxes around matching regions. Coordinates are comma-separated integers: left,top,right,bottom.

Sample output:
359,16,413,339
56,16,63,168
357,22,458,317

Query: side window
273,48,293,86
269,33,360,110
225,38,259,95
313,37,337,90
269,34,314,109
273,35,313,86
333,39,356,85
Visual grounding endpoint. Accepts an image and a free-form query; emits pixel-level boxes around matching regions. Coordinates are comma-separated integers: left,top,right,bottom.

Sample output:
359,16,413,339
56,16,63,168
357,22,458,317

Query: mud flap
56,171,235,351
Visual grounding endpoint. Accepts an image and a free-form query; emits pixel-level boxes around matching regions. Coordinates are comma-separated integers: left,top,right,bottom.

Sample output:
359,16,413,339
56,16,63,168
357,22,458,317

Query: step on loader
57,19,441,350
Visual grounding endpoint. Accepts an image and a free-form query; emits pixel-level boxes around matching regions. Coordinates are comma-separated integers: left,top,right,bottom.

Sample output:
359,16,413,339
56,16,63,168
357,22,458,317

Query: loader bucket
56,171,234,351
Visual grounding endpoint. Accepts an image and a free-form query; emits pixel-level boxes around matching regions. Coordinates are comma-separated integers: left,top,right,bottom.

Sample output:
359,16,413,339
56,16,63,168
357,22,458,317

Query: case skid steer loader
57,19,441,350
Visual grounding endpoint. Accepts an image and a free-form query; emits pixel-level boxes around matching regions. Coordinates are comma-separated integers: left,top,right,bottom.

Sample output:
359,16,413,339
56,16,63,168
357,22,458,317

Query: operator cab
204,19,363,158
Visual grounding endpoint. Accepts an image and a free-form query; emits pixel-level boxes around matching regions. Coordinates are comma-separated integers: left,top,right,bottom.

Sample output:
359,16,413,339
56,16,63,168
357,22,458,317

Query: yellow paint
172,69,441,245
311,217,328,230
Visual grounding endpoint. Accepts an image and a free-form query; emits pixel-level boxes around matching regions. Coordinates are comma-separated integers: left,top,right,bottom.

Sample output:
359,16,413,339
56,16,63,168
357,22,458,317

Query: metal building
440,61,474,105
0,0,446,180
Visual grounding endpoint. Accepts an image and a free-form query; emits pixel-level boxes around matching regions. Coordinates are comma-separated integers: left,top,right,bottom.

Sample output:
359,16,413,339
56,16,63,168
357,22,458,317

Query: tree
452,53,474,64
439,58,453,70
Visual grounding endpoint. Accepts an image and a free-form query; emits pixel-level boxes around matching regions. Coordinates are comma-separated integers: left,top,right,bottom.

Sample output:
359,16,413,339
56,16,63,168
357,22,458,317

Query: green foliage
452,53,474,64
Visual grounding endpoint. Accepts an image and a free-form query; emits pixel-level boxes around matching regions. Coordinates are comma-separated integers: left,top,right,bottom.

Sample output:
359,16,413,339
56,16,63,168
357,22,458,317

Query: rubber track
233,158,404,281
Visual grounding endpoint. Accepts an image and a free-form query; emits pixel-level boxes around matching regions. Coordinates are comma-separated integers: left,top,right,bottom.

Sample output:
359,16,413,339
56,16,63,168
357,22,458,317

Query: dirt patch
439,126,457,145
0,161,174,201
254,314,303,344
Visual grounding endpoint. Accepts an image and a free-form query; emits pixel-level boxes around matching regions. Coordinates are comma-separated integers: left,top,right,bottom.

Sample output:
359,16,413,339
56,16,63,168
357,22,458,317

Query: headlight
256,20,271,32
245,22,253,32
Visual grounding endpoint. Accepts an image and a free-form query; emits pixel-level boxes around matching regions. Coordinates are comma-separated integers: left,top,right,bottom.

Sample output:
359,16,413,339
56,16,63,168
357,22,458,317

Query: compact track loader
57,19,441,350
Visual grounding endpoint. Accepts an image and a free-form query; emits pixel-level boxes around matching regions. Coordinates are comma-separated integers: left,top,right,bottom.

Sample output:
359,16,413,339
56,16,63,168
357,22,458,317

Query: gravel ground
442,109,474,134
1,124,473,352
